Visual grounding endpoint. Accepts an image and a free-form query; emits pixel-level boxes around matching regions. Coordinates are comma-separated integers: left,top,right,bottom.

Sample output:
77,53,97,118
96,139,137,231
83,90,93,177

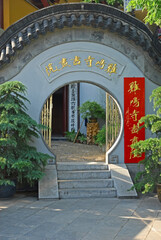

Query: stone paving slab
0,193,161,240
109,164,137,198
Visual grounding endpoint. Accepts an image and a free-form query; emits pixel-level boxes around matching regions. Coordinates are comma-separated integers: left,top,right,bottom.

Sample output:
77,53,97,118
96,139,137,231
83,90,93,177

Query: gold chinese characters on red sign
124,78,145,163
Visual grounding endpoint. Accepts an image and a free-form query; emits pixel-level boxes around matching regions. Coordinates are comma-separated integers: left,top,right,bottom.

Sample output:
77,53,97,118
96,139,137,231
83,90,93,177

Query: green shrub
0,81,52,186
95,125,106,146
78,134,87,144
65,130,87,143
65,130,77,142
130,86,161,194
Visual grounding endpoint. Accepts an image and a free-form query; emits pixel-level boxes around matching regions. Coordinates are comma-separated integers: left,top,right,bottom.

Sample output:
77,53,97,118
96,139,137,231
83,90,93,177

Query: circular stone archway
11,40,143,164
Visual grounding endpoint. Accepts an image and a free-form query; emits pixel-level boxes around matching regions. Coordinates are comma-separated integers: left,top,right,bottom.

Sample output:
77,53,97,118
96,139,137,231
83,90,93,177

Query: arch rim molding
0,3,161,86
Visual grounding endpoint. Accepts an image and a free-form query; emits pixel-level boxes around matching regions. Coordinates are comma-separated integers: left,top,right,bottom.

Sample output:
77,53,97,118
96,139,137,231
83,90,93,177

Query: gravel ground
51,140,105,162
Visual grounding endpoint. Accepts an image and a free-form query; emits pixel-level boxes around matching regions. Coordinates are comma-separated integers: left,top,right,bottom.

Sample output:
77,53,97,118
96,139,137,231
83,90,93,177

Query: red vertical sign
124,78,145,163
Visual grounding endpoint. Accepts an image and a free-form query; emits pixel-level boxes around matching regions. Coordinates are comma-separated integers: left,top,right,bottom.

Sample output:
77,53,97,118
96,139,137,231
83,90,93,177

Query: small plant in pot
79,101,105,144
79,101,105,122
0,81,52,198
130,86,161,202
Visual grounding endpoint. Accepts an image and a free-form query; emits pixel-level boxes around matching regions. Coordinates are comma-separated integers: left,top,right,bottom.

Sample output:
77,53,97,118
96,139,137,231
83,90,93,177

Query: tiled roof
0,3,161,68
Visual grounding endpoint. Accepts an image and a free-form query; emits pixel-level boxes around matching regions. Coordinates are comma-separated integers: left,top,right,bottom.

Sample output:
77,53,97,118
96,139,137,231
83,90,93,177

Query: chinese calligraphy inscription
124,78,145,163
69,83,78,132
44,55,119,79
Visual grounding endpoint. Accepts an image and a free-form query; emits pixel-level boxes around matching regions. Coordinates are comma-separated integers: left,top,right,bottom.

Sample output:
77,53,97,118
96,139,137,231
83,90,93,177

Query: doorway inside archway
41,82,121,163
52,86,68,138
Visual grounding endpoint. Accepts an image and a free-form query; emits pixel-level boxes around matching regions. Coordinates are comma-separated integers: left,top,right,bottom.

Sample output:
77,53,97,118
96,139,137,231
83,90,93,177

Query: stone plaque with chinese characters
40,51,125,82
124,77,145,163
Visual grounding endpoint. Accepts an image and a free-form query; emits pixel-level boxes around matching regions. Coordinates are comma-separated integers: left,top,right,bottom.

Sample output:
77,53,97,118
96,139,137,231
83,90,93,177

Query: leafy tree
128,0,161,27
131,86,161,193
0,81,52,186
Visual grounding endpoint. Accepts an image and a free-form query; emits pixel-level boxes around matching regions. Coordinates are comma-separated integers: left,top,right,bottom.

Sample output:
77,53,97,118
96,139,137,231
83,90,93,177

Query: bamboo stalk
44,103,46,143
112,99,114,144
115,105,117,140
109,96,112,147
41,109,44,137
46,99,49,145
49,95,53,148
106,93,109,151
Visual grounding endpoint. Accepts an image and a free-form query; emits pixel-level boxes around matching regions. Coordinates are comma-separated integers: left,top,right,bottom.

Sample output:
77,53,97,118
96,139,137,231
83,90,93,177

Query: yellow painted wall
3,0,37,29
3,0,80,29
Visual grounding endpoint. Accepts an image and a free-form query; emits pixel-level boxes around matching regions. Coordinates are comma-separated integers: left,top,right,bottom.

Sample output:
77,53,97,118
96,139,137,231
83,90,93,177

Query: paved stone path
0,193,161,240
51,140,105,162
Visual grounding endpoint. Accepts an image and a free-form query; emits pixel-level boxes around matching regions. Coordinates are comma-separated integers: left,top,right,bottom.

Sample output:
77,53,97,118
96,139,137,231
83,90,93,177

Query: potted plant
0,81,52,198
79,101,105,122
130,86,161,202
79,101,105,144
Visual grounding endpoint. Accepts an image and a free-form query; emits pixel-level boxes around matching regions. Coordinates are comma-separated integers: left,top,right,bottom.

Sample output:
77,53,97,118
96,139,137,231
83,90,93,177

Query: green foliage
65,130,87,143
83,0,123,7
150,86,161,116
95,125,106,146
78,134,87,144
130,86,161,194
79,101,105,120
0,179,15,186
65,130,77,142
0,81,52,186
127,0,161,27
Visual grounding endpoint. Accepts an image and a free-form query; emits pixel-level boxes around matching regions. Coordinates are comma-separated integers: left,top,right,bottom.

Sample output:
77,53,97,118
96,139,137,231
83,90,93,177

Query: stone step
56,162,108,171
59,188,117,199
58,179,114,189
57,170,111,180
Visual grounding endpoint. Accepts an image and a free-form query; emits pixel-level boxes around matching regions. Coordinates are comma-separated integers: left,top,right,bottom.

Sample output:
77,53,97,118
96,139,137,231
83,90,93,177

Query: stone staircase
57,162,117,198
